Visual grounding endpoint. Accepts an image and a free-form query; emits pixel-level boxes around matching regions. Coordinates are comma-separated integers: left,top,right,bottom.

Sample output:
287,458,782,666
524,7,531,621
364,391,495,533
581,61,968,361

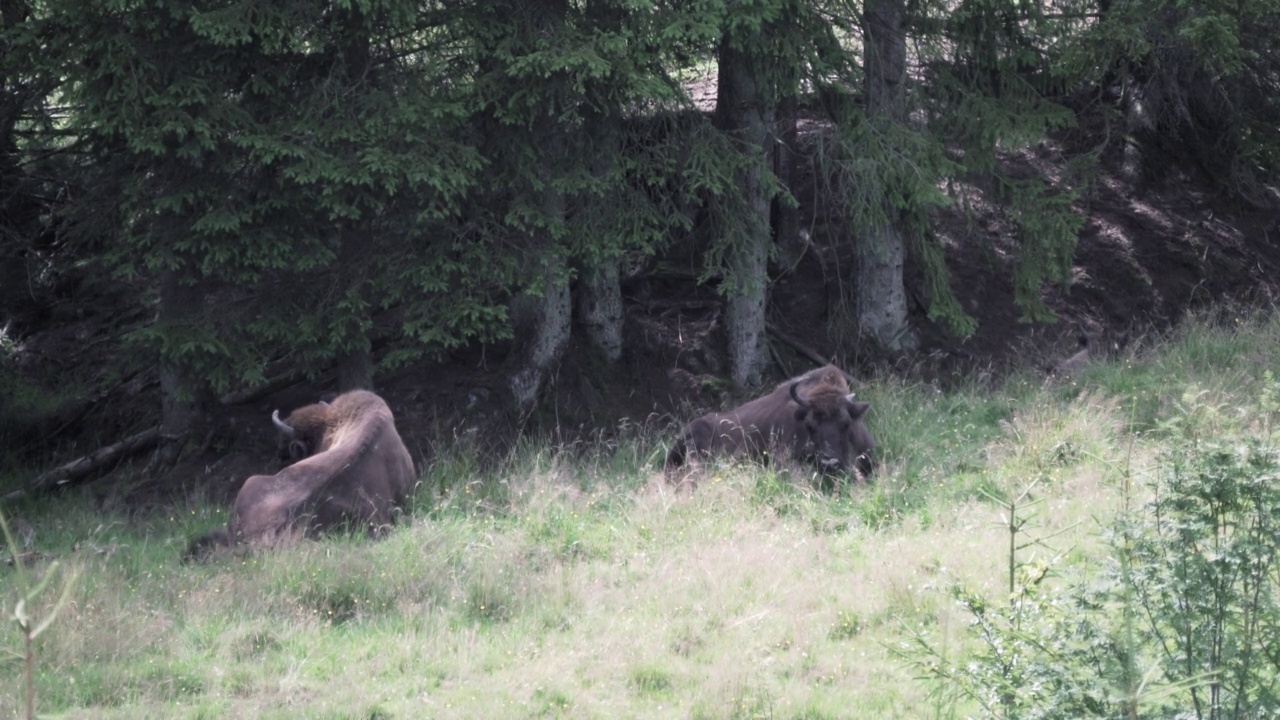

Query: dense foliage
2,0,1279,438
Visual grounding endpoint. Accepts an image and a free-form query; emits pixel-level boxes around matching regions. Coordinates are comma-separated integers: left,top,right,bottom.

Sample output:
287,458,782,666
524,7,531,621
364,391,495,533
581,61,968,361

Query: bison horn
271,409,296,438
789,381,812,409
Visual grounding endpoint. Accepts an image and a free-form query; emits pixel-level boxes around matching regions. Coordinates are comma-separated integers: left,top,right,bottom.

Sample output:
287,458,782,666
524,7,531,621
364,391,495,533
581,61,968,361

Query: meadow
5,311,1280,719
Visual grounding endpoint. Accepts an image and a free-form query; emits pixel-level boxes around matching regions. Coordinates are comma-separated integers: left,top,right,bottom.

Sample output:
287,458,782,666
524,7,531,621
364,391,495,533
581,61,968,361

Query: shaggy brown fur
186,390,415,558
665,364,875,481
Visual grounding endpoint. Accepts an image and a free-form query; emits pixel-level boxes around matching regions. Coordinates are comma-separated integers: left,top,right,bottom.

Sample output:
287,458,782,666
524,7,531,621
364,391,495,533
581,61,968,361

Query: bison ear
287,439,309,461
847,401,870,420
794,406,809,423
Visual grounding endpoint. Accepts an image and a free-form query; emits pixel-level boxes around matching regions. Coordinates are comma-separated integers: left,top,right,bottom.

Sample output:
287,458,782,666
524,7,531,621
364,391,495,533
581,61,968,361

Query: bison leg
666,417,721,471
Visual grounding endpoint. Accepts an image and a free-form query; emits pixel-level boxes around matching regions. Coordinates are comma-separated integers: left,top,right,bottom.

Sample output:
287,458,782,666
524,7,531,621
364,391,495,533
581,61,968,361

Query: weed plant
5,310,1280,717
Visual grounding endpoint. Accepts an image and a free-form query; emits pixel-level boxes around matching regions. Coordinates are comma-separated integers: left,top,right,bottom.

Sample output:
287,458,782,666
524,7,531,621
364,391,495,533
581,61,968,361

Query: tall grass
5,310,1280,718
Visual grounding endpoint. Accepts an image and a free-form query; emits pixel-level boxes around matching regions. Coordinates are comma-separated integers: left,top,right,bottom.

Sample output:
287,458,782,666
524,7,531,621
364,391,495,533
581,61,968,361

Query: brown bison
665,364,875,480
186,390,415,557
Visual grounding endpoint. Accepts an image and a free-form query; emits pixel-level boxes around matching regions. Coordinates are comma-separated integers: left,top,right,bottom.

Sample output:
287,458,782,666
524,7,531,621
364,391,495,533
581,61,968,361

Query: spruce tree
806,0,1081,343
36,0,480,459
0,0,57,321
453,0,716,407
1059,0,1280,197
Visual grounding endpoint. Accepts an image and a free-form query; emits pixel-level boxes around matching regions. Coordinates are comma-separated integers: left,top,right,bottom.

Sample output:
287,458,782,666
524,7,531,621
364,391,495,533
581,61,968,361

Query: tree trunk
577,98,625,365
508,183,571,411
336,349,374,392
716,34,774,389
333,15,375,395
0,74,39,319
335,225,374,393
861,0,916,353
508,252,571,411
578,260,623,363
156,267,208,467
857,224,911,350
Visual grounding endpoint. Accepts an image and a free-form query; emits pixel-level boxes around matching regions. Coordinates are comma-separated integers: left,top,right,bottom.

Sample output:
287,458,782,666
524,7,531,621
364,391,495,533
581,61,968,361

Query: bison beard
665,364,875,482
185,390,415,559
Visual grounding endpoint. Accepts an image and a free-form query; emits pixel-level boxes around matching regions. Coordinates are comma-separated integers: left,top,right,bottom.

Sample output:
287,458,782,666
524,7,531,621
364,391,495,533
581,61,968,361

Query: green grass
7,310,1280,718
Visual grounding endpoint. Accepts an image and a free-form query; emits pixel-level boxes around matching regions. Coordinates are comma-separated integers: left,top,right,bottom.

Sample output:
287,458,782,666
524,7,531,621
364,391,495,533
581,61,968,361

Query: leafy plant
901,388,1280,719
1125,436,1280,718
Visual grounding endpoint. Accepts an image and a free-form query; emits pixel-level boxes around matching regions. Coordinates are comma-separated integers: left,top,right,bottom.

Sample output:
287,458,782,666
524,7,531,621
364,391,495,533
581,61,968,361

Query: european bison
665,364,875,480
187,390,415,557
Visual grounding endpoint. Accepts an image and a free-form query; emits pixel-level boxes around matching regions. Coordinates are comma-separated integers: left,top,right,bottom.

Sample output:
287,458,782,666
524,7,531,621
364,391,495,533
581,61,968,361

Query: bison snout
819,456,843,470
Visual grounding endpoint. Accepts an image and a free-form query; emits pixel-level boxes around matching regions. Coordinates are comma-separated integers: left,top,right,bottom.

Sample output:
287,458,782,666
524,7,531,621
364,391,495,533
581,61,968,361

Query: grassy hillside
5,311,1280,719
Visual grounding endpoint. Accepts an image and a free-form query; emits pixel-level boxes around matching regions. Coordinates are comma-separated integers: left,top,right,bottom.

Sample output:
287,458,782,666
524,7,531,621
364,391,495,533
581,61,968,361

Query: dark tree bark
773,93,804,272
0,2,45,322
332,9,376,395
336,350,374,392
156,267,210,467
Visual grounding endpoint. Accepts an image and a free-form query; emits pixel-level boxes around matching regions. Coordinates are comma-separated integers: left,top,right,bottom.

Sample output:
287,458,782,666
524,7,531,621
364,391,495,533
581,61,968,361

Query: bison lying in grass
665,364,874,483
187,390,415,557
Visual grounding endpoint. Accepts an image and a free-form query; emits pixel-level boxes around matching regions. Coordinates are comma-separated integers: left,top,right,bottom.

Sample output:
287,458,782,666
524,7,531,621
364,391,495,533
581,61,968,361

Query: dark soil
6,130,1280,510
928,154,1280,371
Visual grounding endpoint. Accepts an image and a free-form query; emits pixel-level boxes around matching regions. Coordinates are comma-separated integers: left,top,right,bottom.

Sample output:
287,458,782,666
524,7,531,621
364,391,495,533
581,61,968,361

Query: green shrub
902,390,1280,719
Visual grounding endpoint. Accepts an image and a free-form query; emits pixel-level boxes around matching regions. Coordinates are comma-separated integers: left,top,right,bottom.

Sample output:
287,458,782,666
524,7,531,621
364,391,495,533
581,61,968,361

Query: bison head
271,400,331,462
790,381,874,476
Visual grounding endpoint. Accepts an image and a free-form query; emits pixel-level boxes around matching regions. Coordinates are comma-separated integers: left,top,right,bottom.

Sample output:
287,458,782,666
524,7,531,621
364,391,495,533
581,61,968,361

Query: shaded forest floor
4,123,1280,509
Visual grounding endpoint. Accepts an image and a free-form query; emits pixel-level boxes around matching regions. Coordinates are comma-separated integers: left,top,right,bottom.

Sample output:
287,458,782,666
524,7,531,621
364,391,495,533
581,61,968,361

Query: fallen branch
765,321,856,383
2,426,161,503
